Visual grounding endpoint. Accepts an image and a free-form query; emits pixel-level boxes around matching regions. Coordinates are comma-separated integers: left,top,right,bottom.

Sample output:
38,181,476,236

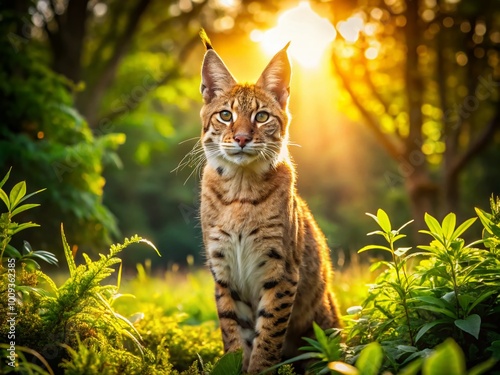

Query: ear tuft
199,29,213,50
256,43,292,109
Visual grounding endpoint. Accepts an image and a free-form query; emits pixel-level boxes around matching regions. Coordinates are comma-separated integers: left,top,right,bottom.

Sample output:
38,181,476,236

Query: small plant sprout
0,168,53,269
359,209,416,345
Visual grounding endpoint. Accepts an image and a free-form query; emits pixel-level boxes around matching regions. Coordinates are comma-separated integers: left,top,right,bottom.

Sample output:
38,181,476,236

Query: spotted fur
199,38,340,373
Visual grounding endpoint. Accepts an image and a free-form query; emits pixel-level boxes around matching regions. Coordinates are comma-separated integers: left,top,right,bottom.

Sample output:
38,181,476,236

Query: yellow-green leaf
9,181,26,209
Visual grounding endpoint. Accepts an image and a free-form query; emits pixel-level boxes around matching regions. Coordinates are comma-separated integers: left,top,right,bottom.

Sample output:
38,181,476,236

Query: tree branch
88,2,128,80
77,0,153,123
331,51,403,160
449,107,500,178
142,1,206,39
94,33,200,124
357,36,394,130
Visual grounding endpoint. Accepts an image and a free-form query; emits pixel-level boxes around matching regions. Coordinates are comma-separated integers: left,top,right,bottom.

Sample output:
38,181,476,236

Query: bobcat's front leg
214,282,243,353
247,272,299,373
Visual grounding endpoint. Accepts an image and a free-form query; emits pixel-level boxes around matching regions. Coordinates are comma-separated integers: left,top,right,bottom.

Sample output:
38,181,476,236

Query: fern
38,227,160,361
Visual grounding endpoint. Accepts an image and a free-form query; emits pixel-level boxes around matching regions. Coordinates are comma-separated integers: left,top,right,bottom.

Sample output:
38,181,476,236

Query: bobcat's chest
207,211,268,304
202,166,289,305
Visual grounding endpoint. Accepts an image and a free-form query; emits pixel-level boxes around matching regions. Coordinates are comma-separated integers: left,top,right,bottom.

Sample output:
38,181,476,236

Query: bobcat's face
200,43,291,173
201,84,287,169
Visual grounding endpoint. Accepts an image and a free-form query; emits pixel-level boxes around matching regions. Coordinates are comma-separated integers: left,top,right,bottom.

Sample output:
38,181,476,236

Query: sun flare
250,1,336,68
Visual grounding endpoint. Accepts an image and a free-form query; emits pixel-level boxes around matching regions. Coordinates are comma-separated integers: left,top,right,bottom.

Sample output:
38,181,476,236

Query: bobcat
199,35,340,373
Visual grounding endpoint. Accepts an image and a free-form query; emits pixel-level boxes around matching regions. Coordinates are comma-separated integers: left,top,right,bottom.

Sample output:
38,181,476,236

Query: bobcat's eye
219,110,232,122
255,111,269,123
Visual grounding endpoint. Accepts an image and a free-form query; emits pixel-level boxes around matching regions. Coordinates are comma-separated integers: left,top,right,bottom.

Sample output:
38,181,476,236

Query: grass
114,253,377,327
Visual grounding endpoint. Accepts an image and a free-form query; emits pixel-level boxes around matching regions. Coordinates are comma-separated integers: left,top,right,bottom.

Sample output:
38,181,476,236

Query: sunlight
336,13,365,43
250,1,336,68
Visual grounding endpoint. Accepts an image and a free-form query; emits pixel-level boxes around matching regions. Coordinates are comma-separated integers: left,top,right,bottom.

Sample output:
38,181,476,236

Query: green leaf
394,247,412,257
9,181,26,210
422,338,465,375
414,296,446,308
417,244,439,253
441,213,456,240
457,294,475,312
398,357,423,375
377,209,391,232
396,345,418,353
392,233,407,242
23,241,32,253
468,358,497,375
475,207,494,235
23,258,41,269
475,207,500,237
416,305,457,319
3,244,22,259
10,222,39,235
397,219,414,233
0,168,11,189
139,238,161,257
328,361,359,375
29,250,59,266
487,341,500,360
358,245,392,253
18,188,45,205
301,337,323,352
452,217,477,240
11,203,40,217
313,322,329,350
35,270,58,294
424,213,442,236
366,212,379,225
346,306,363,315
61,224,76,277
355,342,383,375
415,319,449,343
467,290,497,315
58,103,85,125
454,314,481,339
0,189,9,210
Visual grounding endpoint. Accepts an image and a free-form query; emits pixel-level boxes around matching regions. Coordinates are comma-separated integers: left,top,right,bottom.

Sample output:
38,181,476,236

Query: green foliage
0,174,223,374
348,199,500,373
261,323,343,375
0,10,123,254
0,168,52,268
3,171,500,375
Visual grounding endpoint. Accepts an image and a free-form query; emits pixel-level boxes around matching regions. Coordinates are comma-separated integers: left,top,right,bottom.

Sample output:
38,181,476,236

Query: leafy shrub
343,198,500,373
0,11,124,253
0,170,229,375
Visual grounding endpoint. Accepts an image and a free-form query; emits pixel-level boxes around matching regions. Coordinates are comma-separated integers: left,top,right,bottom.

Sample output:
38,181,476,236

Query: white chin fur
207,153,273,175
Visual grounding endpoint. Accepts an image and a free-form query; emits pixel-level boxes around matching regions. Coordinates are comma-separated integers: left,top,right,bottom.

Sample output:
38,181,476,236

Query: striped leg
247,274,298,373
214,283,243,353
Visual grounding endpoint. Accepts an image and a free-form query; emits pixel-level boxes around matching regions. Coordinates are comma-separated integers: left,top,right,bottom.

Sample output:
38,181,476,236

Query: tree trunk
402,0,442,239
406,170,440,236
76,0,153,126
48,0,89,84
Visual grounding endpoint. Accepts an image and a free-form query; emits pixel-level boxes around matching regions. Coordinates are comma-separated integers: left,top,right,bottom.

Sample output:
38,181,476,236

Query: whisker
178,136,201,145
172,138,205,181
287,141,302,148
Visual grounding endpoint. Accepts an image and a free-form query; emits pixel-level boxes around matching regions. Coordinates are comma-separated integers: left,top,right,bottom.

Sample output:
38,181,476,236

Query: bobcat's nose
234,134,252,148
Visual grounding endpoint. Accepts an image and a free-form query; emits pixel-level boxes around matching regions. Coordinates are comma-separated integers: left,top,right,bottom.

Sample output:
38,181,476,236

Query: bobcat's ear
256,42,291,109
201,48,237,104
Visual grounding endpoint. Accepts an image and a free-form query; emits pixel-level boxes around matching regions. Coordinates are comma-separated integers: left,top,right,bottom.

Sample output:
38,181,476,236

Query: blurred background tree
326,0,500,231
0,0,498,268
0,2,123,254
